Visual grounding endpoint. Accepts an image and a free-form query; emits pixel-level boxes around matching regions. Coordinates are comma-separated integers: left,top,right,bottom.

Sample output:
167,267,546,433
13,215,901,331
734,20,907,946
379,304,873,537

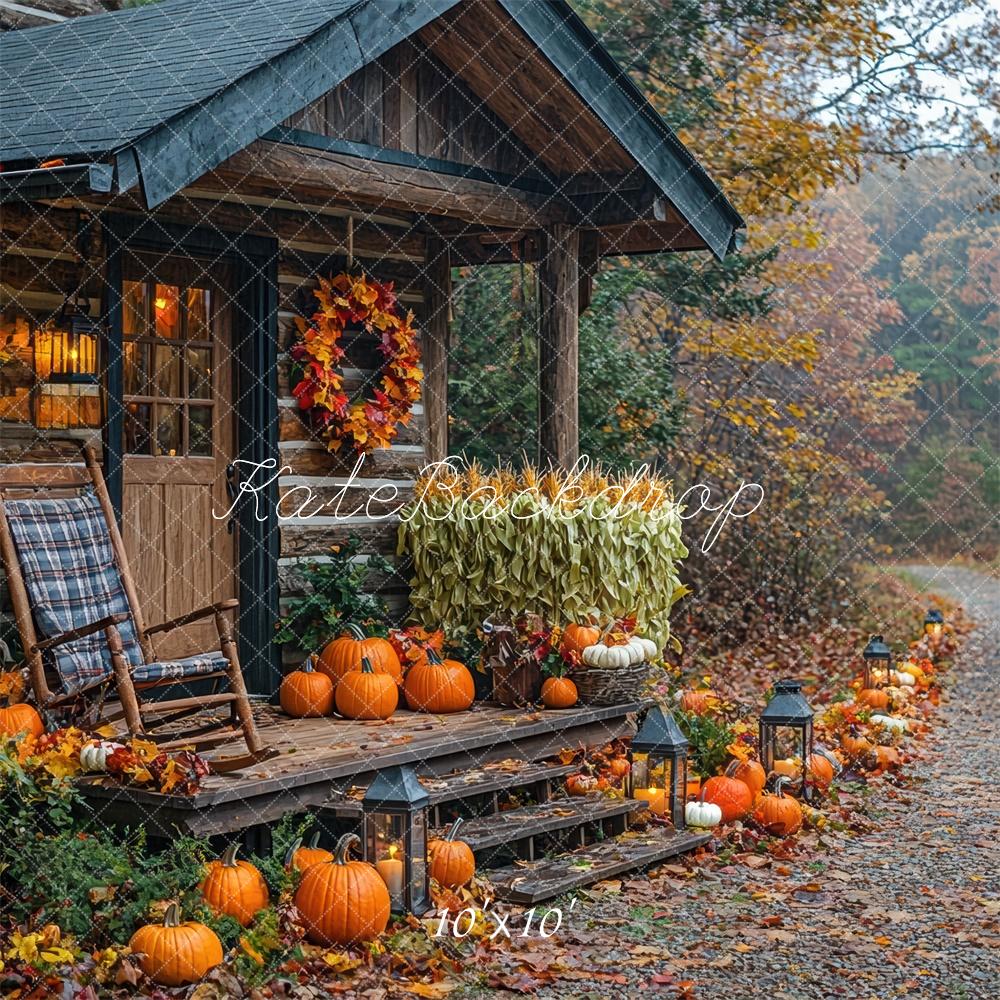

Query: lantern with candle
861,634,892,689
362,764,430,916
923,608,944,641
32,294,101,430
626,705,689,828
758,680,815,801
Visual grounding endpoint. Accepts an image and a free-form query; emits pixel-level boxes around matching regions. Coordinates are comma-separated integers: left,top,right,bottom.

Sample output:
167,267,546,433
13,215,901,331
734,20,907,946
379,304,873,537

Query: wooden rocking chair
0,447,275,772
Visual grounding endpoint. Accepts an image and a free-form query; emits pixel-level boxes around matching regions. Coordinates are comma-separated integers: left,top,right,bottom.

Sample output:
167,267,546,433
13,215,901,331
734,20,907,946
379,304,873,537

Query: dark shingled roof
0,0,744,256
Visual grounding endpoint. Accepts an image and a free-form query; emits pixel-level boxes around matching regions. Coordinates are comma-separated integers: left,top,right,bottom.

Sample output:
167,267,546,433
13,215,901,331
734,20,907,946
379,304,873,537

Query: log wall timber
422,237,450,463
537,224,580,469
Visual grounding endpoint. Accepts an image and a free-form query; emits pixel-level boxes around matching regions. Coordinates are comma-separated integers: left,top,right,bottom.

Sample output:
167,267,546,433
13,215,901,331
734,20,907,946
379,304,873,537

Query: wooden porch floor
78,700,643,837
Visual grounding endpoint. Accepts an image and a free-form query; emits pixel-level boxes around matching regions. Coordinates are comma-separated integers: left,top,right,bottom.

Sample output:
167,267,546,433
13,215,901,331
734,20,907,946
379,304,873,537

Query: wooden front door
119,252,237,659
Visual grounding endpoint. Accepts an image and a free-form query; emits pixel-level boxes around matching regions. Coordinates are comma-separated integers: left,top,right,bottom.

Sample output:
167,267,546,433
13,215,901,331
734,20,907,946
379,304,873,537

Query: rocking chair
0,447,274,771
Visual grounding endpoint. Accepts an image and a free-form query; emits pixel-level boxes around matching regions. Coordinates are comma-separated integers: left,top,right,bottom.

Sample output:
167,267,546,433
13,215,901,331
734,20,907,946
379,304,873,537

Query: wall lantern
362,764,430,916
33,294,101,429
626,705,689,828
861,634,892,689
923,608,944,641
759,680,815,802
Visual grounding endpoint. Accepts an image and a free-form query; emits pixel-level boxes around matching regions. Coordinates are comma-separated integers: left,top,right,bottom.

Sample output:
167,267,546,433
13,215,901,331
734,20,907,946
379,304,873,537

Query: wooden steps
486,826,711,904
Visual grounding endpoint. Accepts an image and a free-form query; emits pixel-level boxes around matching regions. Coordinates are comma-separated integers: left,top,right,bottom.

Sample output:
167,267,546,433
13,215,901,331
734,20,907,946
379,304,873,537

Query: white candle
376,847,404,900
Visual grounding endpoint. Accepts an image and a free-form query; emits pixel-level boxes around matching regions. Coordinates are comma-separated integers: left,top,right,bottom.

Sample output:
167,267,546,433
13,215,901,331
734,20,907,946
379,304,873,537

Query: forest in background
448,1,1000,652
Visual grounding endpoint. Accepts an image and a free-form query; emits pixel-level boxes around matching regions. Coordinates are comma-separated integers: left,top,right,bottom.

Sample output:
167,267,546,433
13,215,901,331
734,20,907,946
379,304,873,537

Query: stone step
486,826,711,905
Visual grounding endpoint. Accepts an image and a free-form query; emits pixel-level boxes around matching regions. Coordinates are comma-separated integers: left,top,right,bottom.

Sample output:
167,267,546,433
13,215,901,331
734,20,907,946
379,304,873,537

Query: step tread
437,795,646,852
323,761,577,816
486,827,711,905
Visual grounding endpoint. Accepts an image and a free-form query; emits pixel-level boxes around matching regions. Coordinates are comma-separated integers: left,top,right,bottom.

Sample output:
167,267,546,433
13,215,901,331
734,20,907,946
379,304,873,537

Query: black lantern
627,705,689,828
362,765,430,916
32,294,101,429
923,608,944,641
759,680,815,801
862,634,892,689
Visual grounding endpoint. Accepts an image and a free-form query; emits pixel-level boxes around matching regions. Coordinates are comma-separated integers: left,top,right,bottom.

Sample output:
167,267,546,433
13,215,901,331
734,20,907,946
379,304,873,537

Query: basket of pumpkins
562,620,658,706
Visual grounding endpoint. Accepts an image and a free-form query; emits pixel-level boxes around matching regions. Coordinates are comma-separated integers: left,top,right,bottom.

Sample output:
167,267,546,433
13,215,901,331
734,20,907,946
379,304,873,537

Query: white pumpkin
625,639,645,665
582,643,632,668
79,739,125,772
632,637,658,660
870,714,908,733
891,671,915,687
685,797,723,828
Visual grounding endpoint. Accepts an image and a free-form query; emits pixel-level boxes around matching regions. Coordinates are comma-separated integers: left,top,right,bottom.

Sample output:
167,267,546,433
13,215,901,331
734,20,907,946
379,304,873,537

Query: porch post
423,236,451,464
538,223,580,469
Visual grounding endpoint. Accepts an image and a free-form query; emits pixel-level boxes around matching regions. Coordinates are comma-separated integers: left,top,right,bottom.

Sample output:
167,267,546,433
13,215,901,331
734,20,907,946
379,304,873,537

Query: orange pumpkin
541,676,578,709
318,624,402,687
280,656,335,718
295,833,390,946
678,690,716,715
335,657,398,720
561,622,601,658
841,729,873,758
128,903,223,987
0,703,44,739
200,843,269,926
700,772,753,822
404,649,474,714
285,832,334,872
608,757,631,779
772,758,802,781
857,688,890,710
807,748,839,791
566,772,599,796
753,776,802,836
429,818,476,888
731,758,766,799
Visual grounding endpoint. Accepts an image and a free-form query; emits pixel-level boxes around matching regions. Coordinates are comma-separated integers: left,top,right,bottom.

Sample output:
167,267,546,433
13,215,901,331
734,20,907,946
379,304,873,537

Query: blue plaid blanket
5,490,226,694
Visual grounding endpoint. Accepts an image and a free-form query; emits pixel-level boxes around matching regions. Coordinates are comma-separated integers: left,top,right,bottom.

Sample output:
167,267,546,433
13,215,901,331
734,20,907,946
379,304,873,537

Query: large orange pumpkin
753,776,803,836
700,773,753,822
541,676,578,709
335,657,398,720
128,903,223,987
560,623,601,658
280,656,335,718
295,833,390,946
428,818,476,889
731,758,766,799
318,624,402,687
0,703,44,739
857,688,890,710
200,844,269,926
404,649,474,714
285,832,334,872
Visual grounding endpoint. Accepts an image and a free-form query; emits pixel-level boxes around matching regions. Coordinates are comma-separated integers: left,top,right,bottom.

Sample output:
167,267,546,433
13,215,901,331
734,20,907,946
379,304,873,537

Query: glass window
123,281,147,337
153,284,180,338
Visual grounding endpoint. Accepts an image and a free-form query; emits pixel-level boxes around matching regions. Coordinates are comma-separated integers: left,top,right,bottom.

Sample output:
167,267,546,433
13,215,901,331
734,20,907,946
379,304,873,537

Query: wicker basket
573,661,651,706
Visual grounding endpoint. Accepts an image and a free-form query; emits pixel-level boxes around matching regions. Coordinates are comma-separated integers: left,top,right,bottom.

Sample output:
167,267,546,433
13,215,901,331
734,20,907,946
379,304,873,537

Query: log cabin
0,0,744,697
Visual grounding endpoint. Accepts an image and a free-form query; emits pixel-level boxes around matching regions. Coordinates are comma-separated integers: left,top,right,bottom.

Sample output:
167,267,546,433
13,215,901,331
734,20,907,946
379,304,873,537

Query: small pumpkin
285,831,334,872
428,818,476,888
79,739,126,772
541,676,578,709
772,757,802,781
561,622,601,658
581,641,633,668
0,702,44,739
856,687,890,710
753,776,802,836
700,769,753,822
685,789,723,828
200,843,269,926
280,655,335,717
608,757,630,779
295,833,390,946
841,728,873,758
677,689,717,715
404,649,474,714
566,772,600,796
336,657,398,720
731,758,766,799
807,746,840,791
870,713,907,734
128,902,223,987
318,624,402,687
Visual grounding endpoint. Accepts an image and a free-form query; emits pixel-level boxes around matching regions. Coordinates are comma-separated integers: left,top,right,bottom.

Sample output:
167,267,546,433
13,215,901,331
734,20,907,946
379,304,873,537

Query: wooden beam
215,140,570,231
578,229,601,314
599,220,708,256
423,236,451,464
537,223,579,470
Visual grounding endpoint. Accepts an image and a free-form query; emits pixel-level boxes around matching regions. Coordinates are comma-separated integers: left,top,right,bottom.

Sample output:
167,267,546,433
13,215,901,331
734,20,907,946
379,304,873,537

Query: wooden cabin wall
283,38,543,179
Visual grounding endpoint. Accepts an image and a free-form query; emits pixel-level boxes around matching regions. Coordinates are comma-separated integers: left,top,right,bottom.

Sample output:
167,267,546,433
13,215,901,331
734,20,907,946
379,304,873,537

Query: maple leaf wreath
290,273,423,454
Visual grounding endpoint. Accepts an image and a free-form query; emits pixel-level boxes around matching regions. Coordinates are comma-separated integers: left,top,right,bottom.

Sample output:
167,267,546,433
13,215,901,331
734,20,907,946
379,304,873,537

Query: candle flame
154,297,168,311
387,844,398,860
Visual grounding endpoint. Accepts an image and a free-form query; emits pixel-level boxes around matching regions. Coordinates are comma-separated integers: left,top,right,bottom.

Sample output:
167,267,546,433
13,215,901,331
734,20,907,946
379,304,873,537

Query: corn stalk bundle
397,463,689,647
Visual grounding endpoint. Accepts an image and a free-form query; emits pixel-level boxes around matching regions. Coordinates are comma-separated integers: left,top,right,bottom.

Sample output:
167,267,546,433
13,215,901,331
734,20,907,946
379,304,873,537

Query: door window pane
186,347,212,399
189,405,213,456
124,341,150,396
153,284,180,338
154,405,182,457
186,288,211,340
124,402,152,455
123,281,147,336
154,344,181,398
